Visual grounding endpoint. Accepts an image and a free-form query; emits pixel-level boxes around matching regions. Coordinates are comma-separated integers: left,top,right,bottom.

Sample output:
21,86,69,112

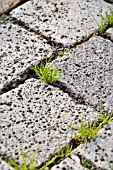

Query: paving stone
106,27,113,41
10,0,113,46
0,160,13,170
0,21,53,92
51,156,87,170
0,78,98,167
74,121,113,170
51,36,113,112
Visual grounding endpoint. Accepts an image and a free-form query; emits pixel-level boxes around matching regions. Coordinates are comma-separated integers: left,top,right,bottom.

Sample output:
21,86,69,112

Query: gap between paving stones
0,20,54,95
8,16,64,48
10,0,113,46
1,6,113,96
49,118,113,170
2,110,113,170
50,36,113,112
0,1,112,169
74,121,113,170
0,78,99,169
9,16,113,46
8,15,113,47
38,111,113,169
0,33,111,169
0,28,112,111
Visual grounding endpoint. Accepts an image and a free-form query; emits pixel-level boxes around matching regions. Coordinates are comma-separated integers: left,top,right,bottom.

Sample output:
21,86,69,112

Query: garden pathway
0,0,113,169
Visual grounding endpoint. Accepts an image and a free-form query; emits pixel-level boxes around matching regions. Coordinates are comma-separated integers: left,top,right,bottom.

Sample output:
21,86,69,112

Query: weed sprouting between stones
31,59,63,84
4,146,38,170
4,143,72,170
3,103,113,169
71,102,113,143
96,7,113,33
81,159,93,169
39,143,73,170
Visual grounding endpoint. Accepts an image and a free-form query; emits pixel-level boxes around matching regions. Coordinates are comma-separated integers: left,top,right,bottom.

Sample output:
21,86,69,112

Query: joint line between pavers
8,16,97,49
8,16,64,48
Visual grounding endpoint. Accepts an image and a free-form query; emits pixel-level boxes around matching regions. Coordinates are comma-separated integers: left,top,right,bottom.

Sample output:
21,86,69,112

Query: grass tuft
81,159,92,168
31,59,63,84
97,7,113,33
40,143,72,170
4,147,38,170
4,144,72,170
71,102,113,143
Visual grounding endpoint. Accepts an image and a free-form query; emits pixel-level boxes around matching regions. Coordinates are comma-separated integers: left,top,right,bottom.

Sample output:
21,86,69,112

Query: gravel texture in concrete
0,21,53,93
10,0,113,45
0,78,98,167
52,36,113,112
74,121,113,170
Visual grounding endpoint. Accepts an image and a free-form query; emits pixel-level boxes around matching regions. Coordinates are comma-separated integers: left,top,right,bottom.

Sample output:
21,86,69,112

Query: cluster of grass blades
40,143,72,170
97,7,113,33
4,147,38,170
71,102,113,143
81,159,93,169
31,59,63,84
3,101,113,170
4,143,72,170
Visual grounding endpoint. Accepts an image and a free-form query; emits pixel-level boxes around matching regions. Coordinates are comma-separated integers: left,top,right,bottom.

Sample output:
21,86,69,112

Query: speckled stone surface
106,27,113,41
0,78,98,167
52,36,113,112
74,121,113,170
0,22,53,92
51,156,87,170
0,160,13,170
10,0,113,45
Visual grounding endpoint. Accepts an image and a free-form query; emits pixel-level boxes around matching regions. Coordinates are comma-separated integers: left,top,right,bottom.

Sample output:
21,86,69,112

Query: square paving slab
0,21,53,93
10,0,113,45
0,78,98,167
52,36,113,112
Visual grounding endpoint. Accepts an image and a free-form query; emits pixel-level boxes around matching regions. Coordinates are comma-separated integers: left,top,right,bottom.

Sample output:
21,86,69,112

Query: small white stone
106,28,113,41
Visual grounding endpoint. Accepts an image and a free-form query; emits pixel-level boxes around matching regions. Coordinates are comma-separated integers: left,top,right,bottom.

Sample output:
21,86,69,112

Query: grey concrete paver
51,36,113,112
0,21,53,92
106,27,113,41
0,78,98,167
51,156,87,170
74,121,113,170
10,0,113,46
